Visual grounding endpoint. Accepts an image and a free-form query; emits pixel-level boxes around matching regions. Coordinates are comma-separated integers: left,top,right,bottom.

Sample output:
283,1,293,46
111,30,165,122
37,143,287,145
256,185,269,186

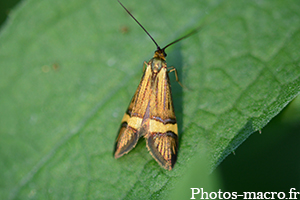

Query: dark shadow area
167,43,184,147
0,0,20,27
214,119,256,169
215,103,300,196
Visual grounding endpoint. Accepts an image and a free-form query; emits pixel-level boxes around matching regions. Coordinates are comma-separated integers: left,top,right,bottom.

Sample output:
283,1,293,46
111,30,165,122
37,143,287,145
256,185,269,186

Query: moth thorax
151,58,166,72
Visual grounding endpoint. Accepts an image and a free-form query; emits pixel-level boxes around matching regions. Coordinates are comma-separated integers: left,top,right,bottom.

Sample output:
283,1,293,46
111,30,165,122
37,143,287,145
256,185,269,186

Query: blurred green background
1,0,299,198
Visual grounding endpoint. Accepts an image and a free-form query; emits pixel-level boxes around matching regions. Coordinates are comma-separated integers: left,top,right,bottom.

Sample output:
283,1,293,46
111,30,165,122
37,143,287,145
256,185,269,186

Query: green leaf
0,0,299,199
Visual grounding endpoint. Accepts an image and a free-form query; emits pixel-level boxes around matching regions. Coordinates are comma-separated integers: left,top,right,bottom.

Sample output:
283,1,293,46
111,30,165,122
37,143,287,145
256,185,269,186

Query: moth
114,0,195,170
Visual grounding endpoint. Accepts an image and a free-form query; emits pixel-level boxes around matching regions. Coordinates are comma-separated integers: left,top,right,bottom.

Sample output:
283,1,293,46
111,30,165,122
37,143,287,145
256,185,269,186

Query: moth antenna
162,28,198,50
118,0,161,50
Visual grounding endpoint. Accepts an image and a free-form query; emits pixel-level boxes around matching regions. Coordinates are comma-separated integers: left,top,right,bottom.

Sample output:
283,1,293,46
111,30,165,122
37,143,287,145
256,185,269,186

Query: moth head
153,48,167,61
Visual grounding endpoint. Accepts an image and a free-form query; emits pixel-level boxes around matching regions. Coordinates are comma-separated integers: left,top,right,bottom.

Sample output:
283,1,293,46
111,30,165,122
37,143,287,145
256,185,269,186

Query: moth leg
168,66,184,88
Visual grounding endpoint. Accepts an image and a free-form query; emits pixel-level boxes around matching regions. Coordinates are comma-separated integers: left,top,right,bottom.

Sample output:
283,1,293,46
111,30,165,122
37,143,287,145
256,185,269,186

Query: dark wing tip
146,131,178,170
114,122,139,159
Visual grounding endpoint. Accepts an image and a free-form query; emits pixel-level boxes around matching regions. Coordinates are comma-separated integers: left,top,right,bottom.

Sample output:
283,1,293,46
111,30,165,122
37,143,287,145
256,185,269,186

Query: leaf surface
0,0,299,199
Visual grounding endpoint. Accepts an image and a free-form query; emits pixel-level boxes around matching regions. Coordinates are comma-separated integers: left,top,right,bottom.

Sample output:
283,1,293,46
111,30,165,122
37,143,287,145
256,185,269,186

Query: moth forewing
146,59,178,170
114,64,152,158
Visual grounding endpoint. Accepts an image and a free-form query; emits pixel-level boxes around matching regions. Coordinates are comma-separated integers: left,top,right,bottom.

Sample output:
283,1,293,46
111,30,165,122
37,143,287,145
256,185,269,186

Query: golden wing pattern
114,50,178,170
114,63,152,158
146,61,178,170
